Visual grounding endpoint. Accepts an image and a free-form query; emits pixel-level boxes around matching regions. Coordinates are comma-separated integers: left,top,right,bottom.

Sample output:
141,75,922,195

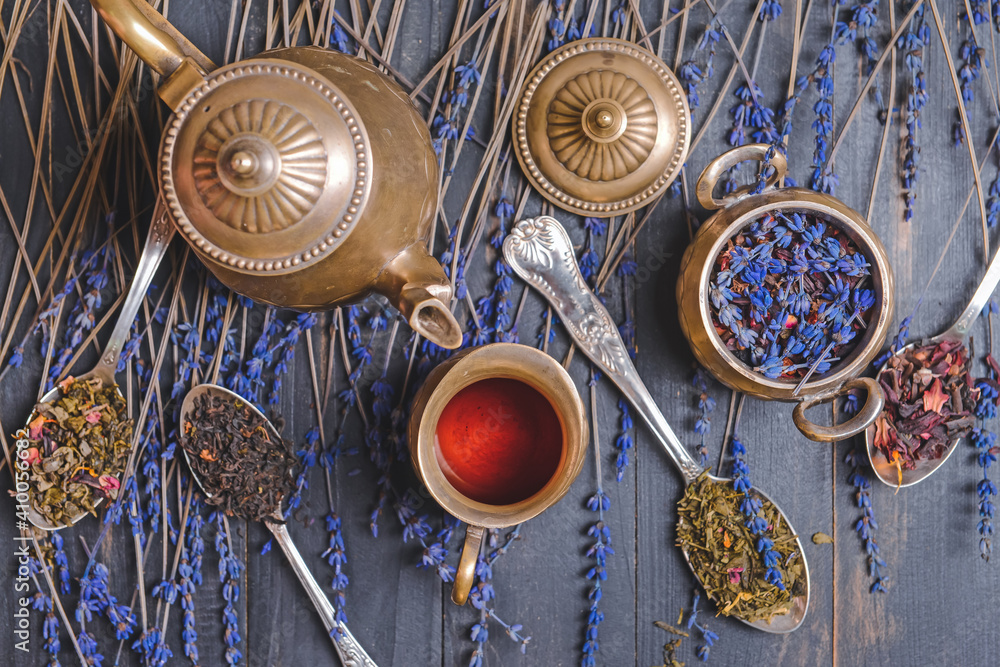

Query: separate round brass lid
160,59,371,274
514,38,690,217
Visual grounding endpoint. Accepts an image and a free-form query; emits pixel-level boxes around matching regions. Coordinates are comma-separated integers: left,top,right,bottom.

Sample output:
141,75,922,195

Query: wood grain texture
3,1,1000,666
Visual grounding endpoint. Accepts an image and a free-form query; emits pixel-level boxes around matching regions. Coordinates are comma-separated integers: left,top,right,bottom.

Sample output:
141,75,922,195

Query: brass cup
407,343,588,605
677,145,895,442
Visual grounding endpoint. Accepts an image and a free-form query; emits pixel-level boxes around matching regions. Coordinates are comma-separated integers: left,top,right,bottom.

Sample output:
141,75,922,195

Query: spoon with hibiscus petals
865,231,1000,487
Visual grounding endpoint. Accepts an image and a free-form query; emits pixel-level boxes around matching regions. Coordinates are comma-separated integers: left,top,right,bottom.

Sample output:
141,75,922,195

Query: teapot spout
378,245,464,350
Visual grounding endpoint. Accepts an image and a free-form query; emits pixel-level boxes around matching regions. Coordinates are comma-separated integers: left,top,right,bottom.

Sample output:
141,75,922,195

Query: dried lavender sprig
582,376,614,667
845,445,889,592
211,512,243,666
679,19,722,112
467,527,531,666
268,312,318,406
692,369,716,469
614,398,634,481
686,591,720,661
900,2,929,222
730,432,785,590
321,512,349,640
953,5,989,145
972,381,998,561
180,497,205,663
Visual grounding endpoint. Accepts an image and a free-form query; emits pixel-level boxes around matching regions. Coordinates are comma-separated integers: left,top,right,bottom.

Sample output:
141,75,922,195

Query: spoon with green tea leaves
504,215,810,632
864,236,1000,488
21,205,174,530
180,383,379,667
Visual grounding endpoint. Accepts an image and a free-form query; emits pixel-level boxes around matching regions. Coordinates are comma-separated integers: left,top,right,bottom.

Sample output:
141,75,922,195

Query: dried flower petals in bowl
23,377,132,527
677,144,895,442
709,211,876,381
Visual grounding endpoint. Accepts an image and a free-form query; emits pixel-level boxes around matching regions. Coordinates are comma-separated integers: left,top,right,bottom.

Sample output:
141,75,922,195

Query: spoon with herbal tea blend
504,216,809,633
180,383,379,667
864,234,1000,488
21,205,174,530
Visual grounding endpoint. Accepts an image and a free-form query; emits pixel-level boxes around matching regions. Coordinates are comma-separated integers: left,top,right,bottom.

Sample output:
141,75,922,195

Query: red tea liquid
434,378,563,506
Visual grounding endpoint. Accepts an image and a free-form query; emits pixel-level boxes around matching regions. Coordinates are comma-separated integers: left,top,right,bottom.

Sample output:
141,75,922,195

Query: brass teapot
91,0,463,348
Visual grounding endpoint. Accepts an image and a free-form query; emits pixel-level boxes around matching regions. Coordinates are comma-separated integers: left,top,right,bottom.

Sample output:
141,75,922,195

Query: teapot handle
90,0,216,108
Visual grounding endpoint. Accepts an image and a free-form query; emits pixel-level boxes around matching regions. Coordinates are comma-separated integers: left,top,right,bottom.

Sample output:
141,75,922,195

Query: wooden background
2,1,1000,666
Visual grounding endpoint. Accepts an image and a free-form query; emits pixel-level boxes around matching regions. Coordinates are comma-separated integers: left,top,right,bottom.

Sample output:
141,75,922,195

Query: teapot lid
160,59,371,274
514,38,690,218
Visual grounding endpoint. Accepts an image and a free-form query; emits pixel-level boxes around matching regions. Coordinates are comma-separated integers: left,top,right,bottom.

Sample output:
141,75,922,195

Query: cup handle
695,144,787,210
791,377,884,442
452,524,485,606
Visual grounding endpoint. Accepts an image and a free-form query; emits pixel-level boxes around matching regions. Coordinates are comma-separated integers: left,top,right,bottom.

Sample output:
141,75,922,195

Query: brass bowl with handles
676,145,896,442
89,0,463,348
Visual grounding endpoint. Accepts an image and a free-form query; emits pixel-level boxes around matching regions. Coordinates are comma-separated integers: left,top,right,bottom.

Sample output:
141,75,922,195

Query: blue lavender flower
953,31,986,145
873,304,919,368
536,308,558,349
330,15,352,53
685,591,719,661
180,503,202,665
212,512,244,665
615,398,634,481
611,0,627,25
48,533,70,595
546,1,567,51
322,512,350,639
581,463,614,666
729,434,785,591
417,514,459,583
466,527,531,664
900,3,929,221
77,629,104,667
759,0,782,21
268,312,318,406
692,369,715,467
132,626,172,667
729,81,779,147
692,19,723,113
972,382,999,561
846,447,889,592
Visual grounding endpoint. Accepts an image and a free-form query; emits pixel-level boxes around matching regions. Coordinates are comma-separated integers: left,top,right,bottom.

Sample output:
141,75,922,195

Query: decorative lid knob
514,38,690,217
160,59,371,274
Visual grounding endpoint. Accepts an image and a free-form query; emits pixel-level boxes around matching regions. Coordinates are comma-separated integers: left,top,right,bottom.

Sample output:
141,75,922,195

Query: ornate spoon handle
503,215,703,483
94,202,175,380
267,518,379,667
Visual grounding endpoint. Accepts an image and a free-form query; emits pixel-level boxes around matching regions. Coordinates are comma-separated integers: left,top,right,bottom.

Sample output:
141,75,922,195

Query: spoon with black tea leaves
503,215,810,633
180,383,379,667
23,203,174,531
865,231,1000,488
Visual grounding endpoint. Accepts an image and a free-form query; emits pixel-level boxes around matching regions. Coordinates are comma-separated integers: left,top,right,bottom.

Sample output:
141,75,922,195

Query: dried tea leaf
675,473,806,625
25,377,132,527
182,393,297,521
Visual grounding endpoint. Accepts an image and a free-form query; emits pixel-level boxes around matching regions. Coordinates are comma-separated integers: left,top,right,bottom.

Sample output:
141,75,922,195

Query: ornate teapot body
91,0,463,348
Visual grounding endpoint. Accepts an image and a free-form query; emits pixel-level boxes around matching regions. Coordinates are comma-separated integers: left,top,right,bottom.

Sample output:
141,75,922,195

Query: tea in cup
408,343,588,604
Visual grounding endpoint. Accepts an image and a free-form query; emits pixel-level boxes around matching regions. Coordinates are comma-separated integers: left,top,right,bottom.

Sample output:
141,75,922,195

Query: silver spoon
25,204,175,530
180,383,378,667
865,230,1000,487
503,215,810,633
